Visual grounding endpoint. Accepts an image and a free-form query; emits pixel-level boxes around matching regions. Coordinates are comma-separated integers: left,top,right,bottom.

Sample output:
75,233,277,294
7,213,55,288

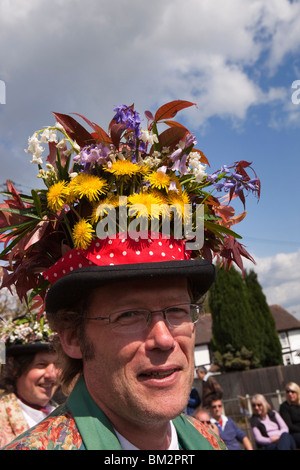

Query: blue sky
0,0,300,318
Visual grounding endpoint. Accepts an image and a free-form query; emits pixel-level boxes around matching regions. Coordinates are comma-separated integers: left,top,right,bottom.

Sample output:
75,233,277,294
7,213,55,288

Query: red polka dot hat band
43,233,191,284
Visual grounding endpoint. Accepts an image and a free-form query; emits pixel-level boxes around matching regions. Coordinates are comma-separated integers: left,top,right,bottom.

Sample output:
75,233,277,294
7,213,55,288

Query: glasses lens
111,310,147,330
110,303,200,333
165,304,200,327
286,389,296,394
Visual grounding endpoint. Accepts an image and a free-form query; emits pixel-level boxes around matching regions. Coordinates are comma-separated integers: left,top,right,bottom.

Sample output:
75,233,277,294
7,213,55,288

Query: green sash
67,376,215,450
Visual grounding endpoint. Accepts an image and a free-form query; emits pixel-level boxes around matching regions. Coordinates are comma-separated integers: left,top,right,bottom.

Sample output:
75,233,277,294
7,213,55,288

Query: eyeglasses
199,420,211,425
252,403,262,408
85,303,201,333
286,389,297,394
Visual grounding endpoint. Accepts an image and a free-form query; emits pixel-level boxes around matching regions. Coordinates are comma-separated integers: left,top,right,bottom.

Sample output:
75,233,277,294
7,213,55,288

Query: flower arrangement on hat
0,100,260,315
0,313,54,349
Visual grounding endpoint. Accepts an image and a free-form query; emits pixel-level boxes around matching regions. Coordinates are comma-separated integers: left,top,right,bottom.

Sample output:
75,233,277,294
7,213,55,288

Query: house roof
195,305,300,346
195,314,212,345
269,304,300,332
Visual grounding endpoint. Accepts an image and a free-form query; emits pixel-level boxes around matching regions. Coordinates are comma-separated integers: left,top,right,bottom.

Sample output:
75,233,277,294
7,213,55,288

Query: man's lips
138,366,182,380
37,383,56,392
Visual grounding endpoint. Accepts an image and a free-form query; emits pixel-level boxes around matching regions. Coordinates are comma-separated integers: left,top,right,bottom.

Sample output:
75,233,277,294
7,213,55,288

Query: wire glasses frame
85,303,201,333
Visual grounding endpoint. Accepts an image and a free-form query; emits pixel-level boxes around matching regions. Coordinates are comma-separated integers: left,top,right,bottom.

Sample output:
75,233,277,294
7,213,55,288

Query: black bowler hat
1,314,54,358
44,234,216,313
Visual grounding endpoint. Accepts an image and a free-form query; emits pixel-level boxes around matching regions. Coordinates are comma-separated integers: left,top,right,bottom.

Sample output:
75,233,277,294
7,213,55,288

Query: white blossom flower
31,154,43,165
143,155,161,168
57,138,67,149
140,130,159,145
25,132,44,164
188,152,207,182
40,128,57,143
55,122,65,132
73,141,81,153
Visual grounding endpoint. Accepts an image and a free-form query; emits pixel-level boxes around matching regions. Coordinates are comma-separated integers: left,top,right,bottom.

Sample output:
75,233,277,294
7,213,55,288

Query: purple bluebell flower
73,143,111,171
220,165,229,174
184,133,197,148
206,173,218,183
113,105,142,138
247,178,259,191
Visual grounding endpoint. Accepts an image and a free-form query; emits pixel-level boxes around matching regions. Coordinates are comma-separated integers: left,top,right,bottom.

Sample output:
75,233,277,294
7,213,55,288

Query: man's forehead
88,276,190,308
32,351,57,363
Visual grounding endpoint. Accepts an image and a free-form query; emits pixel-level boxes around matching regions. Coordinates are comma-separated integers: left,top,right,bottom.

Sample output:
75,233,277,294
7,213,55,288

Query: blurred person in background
250,393,296,450
0,315,60,447
193,406,220,437
196,366,223,408
209,396,253,450
280,382,300,449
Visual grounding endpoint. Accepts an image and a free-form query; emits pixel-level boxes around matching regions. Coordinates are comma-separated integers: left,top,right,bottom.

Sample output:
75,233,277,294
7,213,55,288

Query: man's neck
114,421,176,450
103,409,172,450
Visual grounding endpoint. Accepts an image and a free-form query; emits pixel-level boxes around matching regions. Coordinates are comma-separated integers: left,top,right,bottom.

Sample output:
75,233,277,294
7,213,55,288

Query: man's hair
197,366,207,375
285,381,300,405
208,394,223,407
46,295,95,393
251,394,271,417
0,353,36,393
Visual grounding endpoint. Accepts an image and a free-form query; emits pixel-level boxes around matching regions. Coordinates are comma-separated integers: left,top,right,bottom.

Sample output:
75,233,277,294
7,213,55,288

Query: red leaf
158,126,188,150
92,124,112,145
163,120,189,130
145,110,154,121
24,220,49,251
6,181,25,208
154,100,196,122
72,113,112,145
110,123,126,149
46,141,58,167
52,112,96,148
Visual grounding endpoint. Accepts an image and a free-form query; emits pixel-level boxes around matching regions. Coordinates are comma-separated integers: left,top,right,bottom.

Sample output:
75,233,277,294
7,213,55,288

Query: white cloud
244,249,300,321
1,0,299,130
0,0,299,318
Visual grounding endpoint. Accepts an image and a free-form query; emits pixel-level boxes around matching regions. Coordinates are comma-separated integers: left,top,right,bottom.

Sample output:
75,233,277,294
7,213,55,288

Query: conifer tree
209,265,283,371
244,269,282,366
209,264,260,364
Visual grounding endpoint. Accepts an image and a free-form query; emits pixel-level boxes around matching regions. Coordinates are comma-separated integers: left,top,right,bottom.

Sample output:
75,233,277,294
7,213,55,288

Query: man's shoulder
0,391,17,406
2,402,83,450
184,415,227,450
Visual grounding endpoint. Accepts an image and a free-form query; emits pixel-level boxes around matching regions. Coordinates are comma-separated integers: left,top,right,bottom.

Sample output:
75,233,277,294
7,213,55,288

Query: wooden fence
193,364,300,448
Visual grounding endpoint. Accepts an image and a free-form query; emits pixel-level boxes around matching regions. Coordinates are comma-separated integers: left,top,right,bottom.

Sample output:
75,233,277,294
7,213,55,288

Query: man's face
16,351,59,407
78,276,195,430
210,400,223,420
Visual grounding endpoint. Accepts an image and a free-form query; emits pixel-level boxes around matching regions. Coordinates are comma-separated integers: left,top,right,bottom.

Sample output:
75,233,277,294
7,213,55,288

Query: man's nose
44,363,59,380
144,313,175,351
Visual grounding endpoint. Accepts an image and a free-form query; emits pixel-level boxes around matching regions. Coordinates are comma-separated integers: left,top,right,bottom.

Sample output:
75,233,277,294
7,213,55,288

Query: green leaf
0,207,42,220
204,220,242,239
0,224,37,258
31,190,42,218
0,220,38,235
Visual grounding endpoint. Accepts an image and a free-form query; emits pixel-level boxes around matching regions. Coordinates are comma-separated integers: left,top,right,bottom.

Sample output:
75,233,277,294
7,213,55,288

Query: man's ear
58,328,83,359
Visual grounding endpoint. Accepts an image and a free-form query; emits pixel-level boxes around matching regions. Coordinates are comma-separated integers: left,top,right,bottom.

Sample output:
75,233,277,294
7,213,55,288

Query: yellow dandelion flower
105,160,149,178
167,190,191,221
90,195,123,224
128,191,168,219
167,190,190,206
68,173,108,202
47,181,68,212
147,170,172,191
72,219,94,249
